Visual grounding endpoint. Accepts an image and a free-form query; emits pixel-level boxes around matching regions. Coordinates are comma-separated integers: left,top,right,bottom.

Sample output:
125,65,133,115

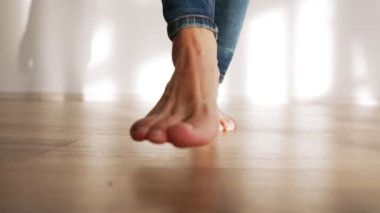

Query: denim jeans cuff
167,15,219,40
219,74,225,83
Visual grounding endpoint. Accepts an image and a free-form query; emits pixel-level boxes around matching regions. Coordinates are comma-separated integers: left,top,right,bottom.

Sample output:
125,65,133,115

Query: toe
167,115,219,148
218,108,236,132
146,128,167,144
219,118,236,132
130,116,160,141
146,117,180,143
132,126,150,141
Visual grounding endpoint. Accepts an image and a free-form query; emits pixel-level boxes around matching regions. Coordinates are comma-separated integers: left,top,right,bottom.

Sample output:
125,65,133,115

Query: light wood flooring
1,98,380,213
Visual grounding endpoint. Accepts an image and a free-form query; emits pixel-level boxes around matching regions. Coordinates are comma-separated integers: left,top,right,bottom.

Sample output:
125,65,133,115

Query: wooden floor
1,98,380,213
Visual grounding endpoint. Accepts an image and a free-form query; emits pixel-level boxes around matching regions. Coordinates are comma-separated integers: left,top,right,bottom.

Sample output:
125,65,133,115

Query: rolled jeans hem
167,15,219,40
219,74,225,83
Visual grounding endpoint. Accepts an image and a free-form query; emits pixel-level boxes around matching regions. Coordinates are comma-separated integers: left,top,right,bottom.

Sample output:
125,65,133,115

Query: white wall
1,0,379,105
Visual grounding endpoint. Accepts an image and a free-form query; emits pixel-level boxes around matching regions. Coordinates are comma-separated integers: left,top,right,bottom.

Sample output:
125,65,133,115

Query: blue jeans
162,0,249,83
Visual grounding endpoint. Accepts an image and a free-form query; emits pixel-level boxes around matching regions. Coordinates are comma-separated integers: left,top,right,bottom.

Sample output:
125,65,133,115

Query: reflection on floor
0,98,380,212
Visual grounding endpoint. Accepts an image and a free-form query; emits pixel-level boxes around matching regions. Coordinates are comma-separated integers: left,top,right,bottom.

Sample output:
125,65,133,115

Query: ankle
173,28,217,58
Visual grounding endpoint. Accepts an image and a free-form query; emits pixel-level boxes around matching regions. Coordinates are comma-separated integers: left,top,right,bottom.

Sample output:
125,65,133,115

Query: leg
215,0,249,83
130,0,220,147
215,0,249,131
129,0,249,147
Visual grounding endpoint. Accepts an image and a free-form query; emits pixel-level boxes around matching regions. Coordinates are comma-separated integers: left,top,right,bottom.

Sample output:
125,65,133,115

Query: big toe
167,120,218,148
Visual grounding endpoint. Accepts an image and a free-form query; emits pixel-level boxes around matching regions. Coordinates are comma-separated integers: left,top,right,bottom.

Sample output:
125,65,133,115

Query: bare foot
130,28,221,147
218,108,236,132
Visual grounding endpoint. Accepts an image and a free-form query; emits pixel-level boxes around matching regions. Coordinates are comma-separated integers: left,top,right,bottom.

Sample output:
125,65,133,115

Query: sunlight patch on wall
354,88,378,106
83,79,117,102
136,56,173,102
246,7,289,105
88,24,113,68
352,40,379,106
217,83,229,103
20,0,33,35
293,0,334,101
84,23,116,102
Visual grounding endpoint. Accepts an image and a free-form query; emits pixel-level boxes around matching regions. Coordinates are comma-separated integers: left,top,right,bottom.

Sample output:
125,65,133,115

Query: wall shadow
17,0,170,99
18,0,95,94
332,0,380,103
